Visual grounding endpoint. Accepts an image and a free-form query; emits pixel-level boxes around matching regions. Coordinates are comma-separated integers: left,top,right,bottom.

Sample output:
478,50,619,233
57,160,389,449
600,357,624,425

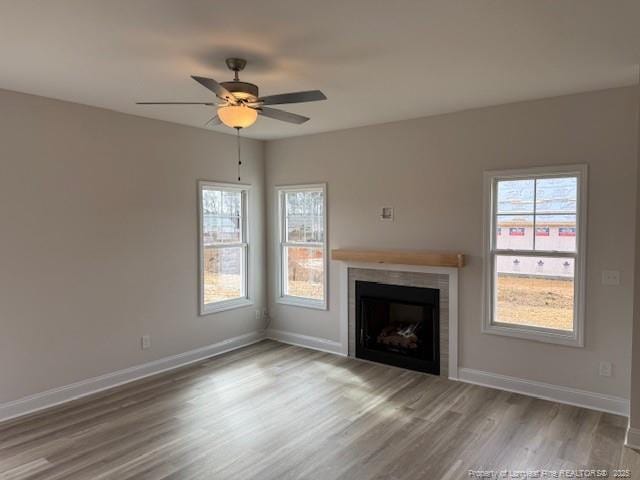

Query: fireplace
355,280,440,375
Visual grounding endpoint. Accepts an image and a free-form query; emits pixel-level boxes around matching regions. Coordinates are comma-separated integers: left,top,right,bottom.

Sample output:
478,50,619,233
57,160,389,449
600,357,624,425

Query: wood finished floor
1,340,639,480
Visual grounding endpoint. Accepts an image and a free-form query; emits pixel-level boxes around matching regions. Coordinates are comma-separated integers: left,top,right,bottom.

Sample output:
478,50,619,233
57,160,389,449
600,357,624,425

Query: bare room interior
1,1,640,479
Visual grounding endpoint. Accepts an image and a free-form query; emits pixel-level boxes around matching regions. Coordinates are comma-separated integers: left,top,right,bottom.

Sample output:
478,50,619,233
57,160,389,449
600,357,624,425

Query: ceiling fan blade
258,107,309,124
191,76,238,104
259,90,326,106
205,115,222,127
136,101,215,105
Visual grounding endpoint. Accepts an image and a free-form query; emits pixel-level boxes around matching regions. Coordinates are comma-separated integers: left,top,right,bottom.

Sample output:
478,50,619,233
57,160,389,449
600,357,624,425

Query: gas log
376,323,419,349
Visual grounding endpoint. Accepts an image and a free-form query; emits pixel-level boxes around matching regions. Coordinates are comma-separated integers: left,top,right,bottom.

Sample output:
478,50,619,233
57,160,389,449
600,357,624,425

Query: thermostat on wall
380,207,394,221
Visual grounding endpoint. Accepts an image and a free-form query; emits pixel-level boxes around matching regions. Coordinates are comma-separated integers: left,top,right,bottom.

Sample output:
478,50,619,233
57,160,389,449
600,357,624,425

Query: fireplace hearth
355,280,440,375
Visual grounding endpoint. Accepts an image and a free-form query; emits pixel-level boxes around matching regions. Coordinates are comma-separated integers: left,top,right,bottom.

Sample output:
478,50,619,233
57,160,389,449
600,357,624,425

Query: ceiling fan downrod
236,127,242,182
225,58,247,82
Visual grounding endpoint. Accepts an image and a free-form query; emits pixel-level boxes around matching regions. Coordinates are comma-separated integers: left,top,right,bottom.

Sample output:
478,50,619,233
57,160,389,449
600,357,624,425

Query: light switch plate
141,335,151,350
380,207,394,221
602,270,620,285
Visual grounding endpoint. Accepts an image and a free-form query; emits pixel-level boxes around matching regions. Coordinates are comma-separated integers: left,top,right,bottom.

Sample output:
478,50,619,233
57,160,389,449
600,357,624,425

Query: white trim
276,296,326,310
625,424,640,450
337,261,459,380
482,164,588,347
459,367,629,416
198,180,252,316
275,183,328,310
266,329,344,355
0,331,265,424
201,297,254,314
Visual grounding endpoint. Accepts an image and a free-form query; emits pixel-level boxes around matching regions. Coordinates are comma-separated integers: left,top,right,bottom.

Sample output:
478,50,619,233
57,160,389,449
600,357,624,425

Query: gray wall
266,87,638,398
0,89,266,403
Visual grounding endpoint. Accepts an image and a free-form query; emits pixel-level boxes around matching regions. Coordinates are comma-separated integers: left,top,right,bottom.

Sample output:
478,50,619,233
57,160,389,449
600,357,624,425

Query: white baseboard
266,328,344,355
4,332,628,424
626,424,640,450
458,368,629,416
0,330,265,423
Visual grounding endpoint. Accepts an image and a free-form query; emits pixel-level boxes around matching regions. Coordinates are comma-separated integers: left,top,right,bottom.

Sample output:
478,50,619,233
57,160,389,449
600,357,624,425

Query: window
198,181,251,314
483,165,587,346
276,184,327,309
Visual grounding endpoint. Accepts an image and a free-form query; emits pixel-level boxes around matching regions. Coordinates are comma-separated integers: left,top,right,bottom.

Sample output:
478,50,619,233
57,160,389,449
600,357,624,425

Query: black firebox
355,281,439,375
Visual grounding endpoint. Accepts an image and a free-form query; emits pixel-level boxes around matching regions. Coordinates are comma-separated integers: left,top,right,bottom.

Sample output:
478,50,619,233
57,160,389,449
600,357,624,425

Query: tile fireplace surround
338,261,459,379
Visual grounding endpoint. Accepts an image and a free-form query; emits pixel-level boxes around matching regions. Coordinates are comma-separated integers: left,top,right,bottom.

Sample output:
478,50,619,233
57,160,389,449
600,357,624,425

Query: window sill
276,296,327,311
200,298,253,316
482,322,583,347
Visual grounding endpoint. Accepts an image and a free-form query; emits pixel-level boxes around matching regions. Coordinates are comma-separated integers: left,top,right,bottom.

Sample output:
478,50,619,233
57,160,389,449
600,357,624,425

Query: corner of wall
629,80,640,430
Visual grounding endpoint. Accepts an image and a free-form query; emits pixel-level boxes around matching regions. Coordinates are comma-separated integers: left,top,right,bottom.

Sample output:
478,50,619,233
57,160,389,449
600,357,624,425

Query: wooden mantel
331,248,465,268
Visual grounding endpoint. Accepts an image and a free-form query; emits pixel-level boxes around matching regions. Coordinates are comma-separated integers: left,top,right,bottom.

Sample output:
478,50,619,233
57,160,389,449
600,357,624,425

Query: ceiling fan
137,57,326,129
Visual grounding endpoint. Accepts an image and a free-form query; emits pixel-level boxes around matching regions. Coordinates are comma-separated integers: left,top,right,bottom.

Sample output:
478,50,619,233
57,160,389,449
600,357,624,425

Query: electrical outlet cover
599,361,612,377
602,270,620,286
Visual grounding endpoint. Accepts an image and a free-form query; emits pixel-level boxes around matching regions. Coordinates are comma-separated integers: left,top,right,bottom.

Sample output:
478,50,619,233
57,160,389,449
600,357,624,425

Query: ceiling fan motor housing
220,81,259,102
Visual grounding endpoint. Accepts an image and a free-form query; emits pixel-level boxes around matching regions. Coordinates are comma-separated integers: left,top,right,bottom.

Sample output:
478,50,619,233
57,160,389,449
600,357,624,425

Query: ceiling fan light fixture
138,58,326,129
218,105,257,129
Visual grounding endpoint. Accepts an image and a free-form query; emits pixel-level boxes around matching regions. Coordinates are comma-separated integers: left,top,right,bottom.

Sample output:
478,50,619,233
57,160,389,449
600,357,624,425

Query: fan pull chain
236,127,242,182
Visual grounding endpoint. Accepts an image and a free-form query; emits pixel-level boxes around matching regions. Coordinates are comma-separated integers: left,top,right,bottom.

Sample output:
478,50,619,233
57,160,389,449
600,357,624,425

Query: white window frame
482,165,587,347
198,181,252,315
276,183,328,310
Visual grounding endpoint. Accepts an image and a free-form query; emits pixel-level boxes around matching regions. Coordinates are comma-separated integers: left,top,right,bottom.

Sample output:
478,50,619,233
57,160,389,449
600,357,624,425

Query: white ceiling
0,0,638,140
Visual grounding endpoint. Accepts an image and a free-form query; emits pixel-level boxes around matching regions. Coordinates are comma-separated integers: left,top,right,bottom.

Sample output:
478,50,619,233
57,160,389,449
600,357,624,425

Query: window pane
286,215,324,242
286,216,306,242
202,189,222,215
201,189,242,244
284,246,324,300
203,246,243,304
285,190,324,243
286,190,324,216
202,215,241,244
496,215,533,250
496,179,534,214
495,254,574,331
535,177,577,214
222,190,242,216
534,214,576,252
